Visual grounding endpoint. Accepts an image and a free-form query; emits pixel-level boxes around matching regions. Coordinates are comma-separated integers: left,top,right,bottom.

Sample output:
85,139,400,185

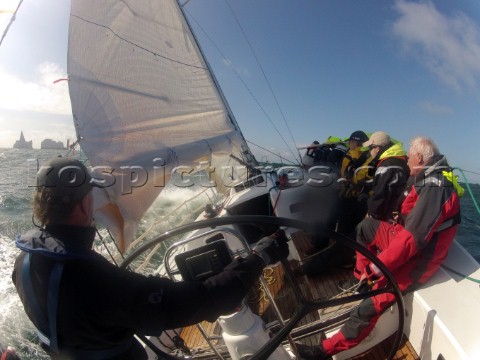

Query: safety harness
22,253,63,352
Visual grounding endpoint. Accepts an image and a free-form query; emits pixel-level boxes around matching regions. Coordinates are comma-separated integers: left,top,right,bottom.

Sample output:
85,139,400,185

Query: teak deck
176,231,419,359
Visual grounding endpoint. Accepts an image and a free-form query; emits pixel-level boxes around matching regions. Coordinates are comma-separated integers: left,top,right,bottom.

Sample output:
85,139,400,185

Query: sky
0,0,480,182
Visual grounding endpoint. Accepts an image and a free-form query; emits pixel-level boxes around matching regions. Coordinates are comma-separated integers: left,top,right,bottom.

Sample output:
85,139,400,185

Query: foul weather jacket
367,142,409,220
340,147,371,182
371,154,462,286
12,225,265,359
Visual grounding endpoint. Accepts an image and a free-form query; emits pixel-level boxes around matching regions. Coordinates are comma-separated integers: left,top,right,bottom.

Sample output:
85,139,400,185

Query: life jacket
442,170,465,197
16,231,133,359
338,148,373,199
341,148,371,179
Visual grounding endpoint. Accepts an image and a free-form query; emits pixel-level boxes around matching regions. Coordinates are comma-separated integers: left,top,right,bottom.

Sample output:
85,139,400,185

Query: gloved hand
364,263,382,282
252,230,290,265
338,181,355,199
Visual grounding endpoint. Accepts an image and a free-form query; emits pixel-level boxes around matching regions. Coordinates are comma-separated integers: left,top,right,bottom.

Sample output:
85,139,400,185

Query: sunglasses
368,145,381,150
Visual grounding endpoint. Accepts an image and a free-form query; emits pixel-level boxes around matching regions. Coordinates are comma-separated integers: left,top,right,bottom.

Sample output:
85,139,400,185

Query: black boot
295,342,332,360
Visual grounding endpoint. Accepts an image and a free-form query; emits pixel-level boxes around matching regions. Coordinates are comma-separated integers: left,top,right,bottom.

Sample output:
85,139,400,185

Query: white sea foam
0,235,49,359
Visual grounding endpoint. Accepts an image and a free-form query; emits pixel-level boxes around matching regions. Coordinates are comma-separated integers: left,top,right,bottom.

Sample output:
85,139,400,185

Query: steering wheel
121,215,405,360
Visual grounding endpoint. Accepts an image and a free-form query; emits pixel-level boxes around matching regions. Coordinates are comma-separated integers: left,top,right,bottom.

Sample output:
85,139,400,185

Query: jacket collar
16,225,96,259
412,155,450,185
378,142,407,161
422,155,449,177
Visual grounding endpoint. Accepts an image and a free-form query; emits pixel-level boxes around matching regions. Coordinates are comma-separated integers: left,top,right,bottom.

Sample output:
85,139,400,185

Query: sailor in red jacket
297,136,463,360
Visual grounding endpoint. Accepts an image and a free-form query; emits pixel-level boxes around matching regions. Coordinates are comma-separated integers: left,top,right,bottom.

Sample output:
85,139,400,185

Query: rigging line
184,9,299,164
455,168,480,176
70,14,207,70
223,0,301,164
453,167,480,216
440,264,480,284
246,140,297,165
0,0,24,47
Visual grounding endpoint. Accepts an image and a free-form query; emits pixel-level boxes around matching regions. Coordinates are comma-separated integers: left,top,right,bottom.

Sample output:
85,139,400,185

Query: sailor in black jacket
363,131,409,221
12,157,288,359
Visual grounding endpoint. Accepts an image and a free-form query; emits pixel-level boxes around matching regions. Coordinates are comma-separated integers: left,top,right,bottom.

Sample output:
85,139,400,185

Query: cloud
419,100,453,116
391,0,480,93
0,62,72,114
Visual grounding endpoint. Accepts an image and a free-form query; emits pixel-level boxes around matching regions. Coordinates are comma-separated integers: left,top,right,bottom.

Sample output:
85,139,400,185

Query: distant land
12,131,70,150
40,138,66,150
12,131,32,149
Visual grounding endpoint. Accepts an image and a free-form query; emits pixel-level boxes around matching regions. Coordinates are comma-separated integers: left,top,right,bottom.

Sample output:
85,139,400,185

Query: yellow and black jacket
367,142,409,220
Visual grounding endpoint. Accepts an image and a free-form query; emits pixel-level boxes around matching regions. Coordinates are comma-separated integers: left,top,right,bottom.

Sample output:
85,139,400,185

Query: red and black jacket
374,155,461,288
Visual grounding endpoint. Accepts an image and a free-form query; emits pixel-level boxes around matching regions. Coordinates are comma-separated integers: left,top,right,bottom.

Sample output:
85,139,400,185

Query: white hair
409,136,439,164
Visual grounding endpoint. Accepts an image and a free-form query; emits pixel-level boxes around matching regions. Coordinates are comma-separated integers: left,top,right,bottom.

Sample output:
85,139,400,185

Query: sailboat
65,0,480,359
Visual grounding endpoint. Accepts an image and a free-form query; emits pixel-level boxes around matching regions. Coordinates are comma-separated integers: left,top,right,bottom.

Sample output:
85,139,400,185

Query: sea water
1,148,479,359
0,148,214,359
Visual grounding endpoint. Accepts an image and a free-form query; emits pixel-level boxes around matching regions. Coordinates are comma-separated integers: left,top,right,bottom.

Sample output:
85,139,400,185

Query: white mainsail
67,0,256,251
